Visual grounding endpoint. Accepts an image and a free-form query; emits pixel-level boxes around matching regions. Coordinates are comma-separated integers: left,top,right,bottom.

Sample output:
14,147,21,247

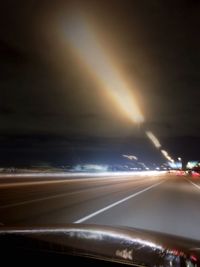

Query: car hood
0,224,200,266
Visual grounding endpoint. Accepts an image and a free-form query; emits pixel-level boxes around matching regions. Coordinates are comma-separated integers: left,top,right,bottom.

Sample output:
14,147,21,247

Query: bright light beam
63,13,176,162
64,13,144,123
145,131,161,149
161,149,174,163
161,150,168,158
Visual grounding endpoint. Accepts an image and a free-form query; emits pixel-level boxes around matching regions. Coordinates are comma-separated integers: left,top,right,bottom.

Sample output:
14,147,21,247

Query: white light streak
161,150,174,163
145,131,161,149
122,154,138,160
161,150,168,157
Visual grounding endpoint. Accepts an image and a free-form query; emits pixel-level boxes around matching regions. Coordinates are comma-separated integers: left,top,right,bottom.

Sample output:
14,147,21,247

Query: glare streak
145,131,161,149
161,150,168,157
0,228,163,250
64,14,144,123
161,150,174,163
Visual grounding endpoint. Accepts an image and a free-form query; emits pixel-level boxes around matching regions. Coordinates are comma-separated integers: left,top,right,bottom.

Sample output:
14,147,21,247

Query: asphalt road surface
0,172,200,241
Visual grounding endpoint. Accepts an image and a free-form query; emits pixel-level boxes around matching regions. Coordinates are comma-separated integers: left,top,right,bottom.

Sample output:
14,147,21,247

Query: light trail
122,155,138,160
145,131,161,149
64,13,144,123
63,12,176,163
161,149,174,163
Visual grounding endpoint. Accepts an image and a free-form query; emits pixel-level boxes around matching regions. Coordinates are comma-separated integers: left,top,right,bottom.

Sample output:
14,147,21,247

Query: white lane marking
74,180,165,223
0,177,164,209
185,178,200,190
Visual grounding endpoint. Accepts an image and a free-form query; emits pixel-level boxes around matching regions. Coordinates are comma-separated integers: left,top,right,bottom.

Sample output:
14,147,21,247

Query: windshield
0,0,200,242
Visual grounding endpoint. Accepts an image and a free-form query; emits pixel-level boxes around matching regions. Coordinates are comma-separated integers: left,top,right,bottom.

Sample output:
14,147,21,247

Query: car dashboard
0,224,199,266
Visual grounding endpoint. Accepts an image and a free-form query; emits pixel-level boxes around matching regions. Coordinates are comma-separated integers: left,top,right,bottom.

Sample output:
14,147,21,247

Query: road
0,172,200,241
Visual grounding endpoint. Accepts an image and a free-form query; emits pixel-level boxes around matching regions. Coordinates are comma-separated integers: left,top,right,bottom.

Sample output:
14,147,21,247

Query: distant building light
122,154,138,160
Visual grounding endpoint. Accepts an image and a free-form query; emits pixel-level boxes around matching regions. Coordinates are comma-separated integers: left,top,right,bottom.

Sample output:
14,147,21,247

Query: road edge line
185,178,200,190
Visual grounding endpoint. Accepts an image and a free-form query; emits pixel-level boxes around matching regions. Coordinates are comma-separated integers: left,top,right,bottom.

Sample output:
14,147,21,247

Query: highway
0,172,200,241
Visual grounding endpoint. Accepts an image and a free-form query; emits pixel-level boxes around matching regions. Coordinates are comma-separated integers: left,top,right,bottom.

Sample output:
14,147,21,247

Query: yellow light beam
64,13,144,124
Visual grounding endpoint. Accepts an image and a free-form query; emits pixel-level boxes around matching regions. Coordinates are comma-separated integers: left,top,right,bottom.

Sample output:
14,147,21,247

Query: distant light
186,161,198,169
168,161,182,169
161,149,174,163
138,162,147,168
178,157,182,161
167,157,174,163
122,154,138,160
145,131,161,149
64,13,144,124
190,255,197,262
156,167,160,170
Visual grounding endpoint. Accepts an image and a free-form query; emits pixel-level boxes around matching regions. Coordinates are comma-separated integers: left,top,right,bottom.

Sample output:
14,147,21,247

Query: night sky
0,0,200,166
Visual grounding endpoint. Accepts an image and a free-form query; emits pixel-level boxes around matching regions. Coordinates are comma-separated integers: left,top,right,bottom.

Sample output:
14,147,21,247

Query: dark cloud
0,133,164,167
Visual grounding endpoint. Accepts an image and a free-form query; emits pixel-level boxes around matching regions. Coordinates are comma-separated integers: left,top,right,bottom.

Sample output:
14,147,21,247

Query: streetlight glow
64,13,144,124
